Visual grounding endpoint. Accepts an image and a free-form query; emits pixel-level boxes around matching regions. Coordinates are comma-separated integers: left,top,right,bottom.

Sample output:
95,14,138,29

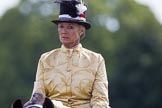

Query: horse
11,93,54,108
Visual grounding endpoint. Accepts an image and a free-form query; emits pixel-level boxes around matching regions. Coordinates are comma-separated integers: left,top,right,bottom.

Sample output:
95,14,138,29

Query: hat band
59,14,86,21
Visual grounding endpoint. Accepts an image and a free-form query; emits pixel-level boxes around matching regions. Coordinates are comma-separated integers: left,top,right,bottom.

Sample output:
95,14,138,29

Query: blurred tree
0,3,59,107
108,0,162,108
0,0,162,108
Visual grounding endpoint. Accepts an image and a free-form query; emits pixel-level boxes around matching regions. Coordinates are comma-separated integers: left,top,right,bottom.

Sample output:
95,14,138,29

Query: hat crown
60,1,80,18
52,0,91,30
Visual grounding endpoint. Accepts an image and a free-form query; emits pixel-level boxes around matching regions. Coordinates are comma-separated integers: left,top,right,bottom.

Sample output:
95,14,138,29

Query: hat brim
52,18,91,30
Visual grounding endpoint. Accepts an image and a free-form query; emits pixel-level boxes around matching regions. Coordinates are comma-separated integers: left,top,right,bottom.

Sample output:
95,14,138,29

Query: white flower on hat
75,3,87,15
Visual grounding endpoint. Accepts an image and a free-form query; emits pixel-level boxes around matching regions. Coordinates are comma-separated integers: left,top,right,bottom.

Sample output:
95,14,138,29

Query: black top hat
52,0,91,30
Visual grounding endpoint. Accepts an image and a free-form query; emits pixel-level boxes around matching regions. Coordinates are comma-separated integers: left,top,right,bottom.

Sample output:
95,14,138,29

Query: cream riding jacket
32,44,111,108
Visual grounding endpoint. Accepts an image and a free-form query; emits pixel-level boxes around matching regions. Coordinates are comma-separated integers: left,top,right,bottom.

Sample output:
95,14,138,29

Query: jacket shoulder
39,48,61,61
82,48,104,62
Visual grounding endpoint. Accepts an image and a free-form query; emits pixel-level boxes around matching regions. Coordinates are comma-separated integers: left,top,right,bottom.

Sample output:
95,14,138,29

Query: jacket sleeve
90,55,111,108
31,55,69,108
32,56,46,97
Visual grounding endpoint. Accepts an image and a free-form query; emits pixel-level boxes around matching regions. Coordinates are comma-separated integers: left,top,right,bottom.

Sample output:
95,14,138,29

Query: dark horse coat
11,98,54,108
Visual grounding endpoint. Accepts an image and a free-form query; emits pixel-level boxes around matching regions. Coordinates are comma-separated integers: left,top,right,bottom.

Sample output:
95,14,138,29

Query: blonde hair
78,25,86,39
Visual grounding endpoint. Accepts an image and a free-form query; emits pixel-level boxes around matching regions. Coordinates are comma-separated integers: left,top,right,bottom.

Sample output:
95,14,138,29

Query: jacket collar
61,43,82,53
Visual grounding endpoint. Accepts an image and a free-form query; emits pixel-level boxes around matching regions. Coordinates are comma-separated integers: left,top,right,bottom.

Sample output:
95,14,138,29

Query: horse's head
11,93,54,108
11,98,54,108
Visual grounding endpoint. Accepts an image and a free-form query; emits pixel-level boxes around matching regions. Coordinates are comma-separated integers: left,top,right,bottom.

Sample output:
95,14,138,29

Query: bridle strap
25,104,43,108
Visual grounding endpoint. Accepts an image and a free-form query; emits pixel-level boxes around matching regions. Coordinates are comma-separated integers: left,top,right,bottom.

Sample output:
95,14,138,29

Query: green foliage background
0,0,162,107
